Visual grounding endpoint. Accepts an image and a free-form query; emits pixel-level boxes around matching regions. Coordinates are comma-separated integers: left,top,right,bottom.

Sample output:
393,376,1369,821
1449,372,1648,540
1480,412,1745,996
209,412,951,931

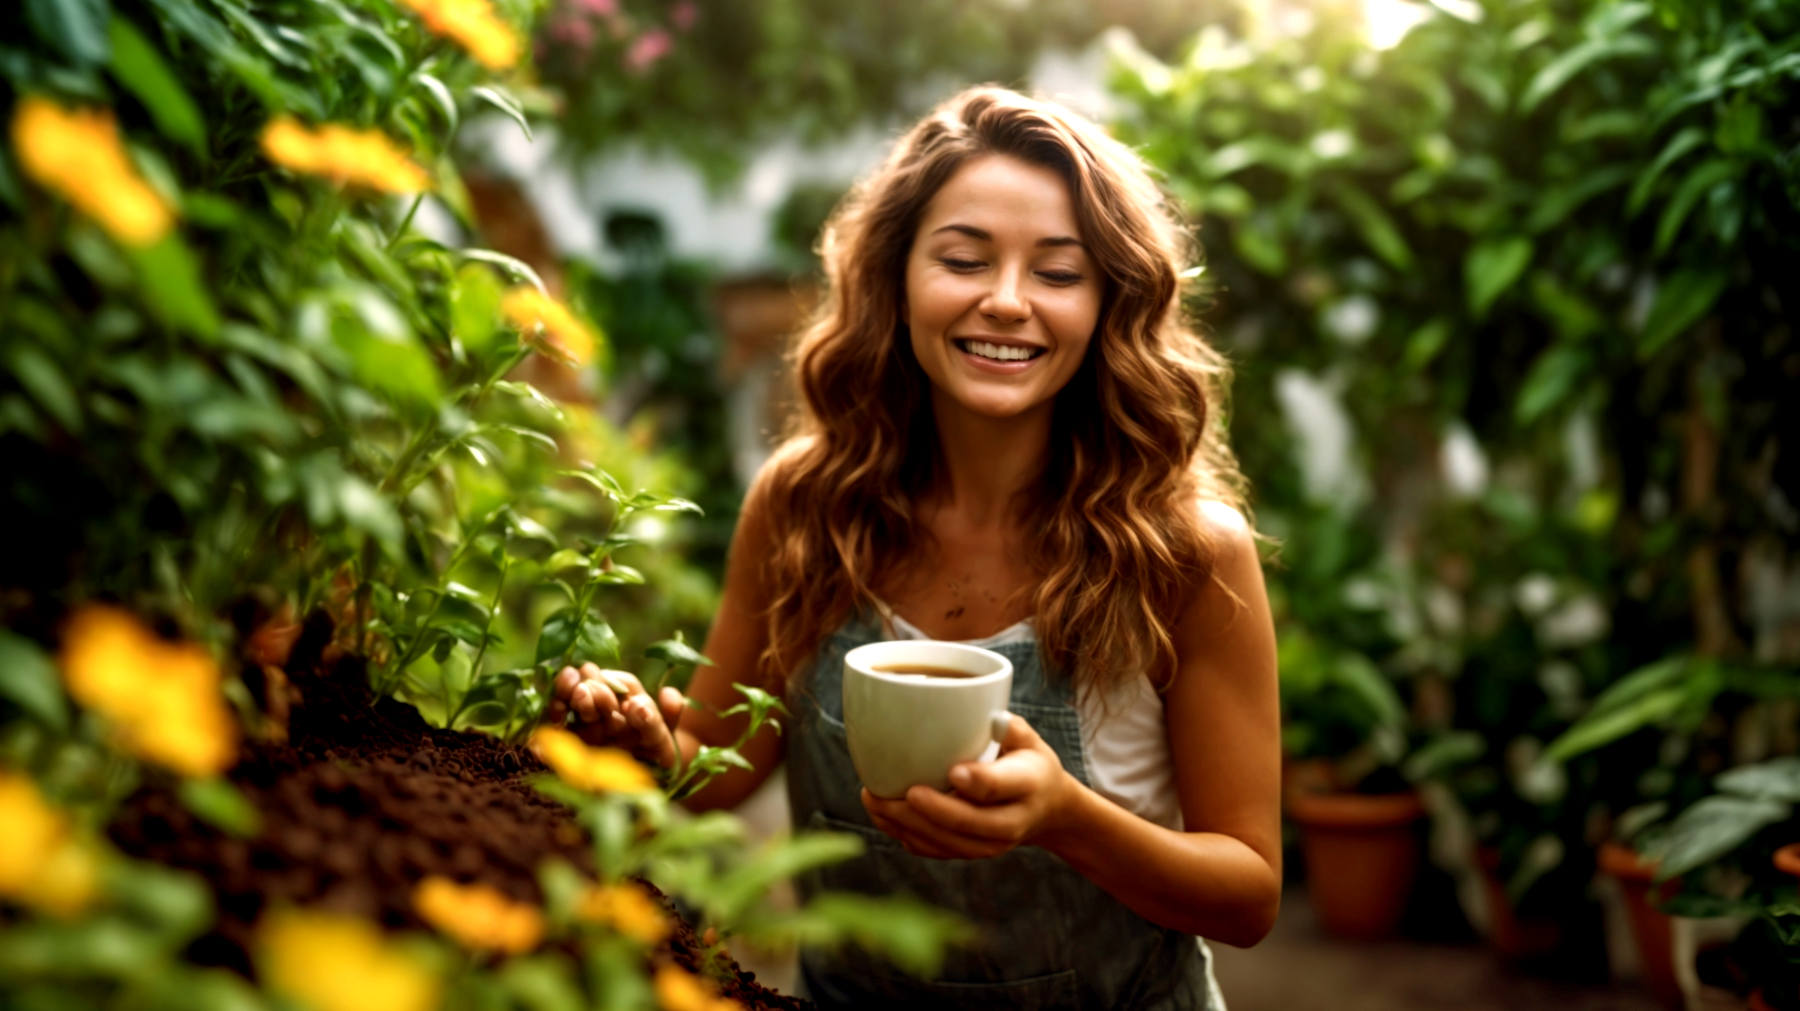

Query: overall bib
786,610,1228,1010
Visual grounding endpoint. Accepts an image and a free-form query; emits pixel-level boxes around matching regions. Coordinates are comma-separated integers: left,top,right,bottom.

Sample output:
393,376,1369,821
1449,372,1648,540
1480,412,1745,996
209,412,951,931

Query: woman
549,86,1281,1009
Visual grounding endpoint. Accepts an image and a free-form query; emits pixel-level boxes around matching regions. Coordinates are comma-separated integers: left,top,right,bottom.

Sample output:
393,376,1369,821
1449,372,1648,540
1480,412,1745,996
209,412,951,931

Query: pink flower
574,0,616,15
670,1,698,31
552,14,594,49
624,28,672,71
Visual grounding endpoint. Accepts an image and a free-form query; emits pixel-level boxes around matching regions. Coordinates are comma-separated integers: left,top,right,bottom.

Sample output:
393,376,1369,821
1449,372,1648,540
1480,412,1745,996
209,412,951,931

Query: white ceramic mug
842,640,1013,800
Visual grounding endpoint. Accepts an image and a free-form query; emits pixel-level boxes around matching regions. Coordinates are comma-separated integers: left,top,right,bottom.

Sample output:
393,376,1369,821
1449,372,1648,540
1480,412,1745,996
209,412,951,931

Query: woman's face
903,154,1102,423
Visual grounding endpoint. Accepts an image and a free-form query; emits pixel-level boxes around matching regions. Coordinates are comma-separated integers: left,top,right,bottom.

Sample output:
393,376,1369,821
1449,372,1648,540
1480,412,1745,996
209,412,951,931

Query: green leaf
451,263,504,353
1464,235,1532,319
1526,165,1634,234
535,607,619,667
471,85,532,141
645,636,713,668
1653,159,1738,256
1401,317,1452,372
1515,342,1590,424
1652,795,1791,880
1332,653,1405,729
7,345,82,432
108,16,204,150
26,0,112,66
0,631,70,731
1403,731,1485,782
1638,268,1727,358
411,72,459,141
1543,686,1686,761
706,832,866,923
176,778,262,838
128,236,221,339
497,954,585,1011
1329,183,1414,271
1520,34,1658,114
1627,127,1706,215
460,248,547,295
767,891,975,979
1714,757,1800,802
105,861,212,938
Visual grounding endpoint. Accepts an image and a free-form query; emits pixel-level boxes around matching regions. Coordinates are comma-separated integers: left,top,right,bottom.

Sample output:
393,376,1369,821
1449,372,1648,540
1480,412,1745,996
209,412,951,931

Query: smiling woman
552,86,1281,1010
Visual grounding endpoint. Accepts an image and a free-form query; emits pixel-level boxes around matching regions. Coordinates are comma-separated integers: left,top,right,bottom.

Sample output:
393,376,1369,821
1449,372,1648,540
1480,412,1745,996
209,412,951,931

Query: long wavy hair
759,86,1247,695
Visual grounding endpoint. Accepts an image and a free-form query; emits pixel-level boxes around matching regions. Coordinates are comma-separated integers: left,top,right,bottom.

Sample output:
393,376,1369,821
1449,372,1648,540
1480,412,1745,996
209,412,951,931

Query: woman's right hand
547,662,686,768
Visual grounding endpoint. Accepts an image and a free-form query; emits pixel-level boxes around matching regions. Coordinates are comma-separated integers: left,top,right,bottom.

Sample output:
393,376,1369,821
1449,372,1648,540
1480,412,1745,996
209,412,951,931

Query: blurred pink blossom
671,1,698,31
574,0,617,15
625,28,672,71
552,14,595,50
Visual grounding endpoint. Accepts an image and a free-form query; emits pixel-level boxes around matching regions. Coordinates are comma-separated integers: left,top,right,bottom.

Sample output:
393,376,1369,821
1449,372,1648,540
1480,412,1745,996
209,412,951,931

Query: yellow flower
576,881,669,945
502,288,599,367
0,772,101,918
654,965,743,1011
260,118,431,194
413,876,544,953
11,97,173,246
260,909,440,1011
530,726,655,794
60,605,238,777
397,0,519,69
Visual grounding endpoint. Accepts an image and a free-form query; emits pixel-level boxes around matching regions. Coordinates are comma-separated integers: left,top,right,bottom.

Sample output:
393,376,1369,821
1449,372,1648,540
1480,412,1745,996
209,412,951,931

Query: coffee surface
870,663,979,679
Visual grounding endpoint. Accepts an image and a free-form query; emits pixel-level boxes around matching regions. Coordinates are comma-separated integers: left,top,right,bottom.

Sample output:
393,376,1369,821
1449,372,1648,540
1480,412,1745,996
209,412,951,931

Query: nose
978,265,1031,324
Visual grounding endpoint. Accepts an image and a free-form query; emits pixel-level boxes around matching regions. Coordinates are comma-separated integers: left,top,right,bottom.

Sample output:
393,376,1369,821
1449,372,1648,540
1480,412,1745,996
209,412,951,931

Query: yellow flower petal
11,97,173,246
502,288,598,366
577,881,670,945
60,605,238,777
260,117,430,194
261,909,440,1011
0,772,100,918
414,876,545,953
530,726,655,793
654,965,743,1011
397,0,520,69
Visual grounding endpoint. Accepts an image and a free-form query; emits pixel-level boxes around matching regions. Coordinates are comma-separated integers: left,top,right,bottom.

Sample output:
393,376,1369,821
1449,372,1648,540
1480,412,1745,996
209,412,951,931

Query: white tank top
877,605,1185,831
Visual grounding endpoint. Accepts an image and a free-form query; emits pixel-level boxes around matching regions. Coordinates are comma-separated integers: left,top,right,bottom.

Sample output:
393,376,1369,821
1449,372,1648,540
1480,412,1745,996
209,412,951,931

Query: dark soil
108,613,808,1010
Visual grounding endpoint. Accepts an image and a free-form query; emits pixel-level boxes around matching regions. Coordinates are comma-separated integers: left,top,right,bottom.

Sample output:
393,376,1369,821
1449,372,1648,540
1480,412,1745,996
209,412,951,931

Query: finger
946,749,1051,805
554,666,582,700
995,711,1048,755
571,682,599,723
547,698,567,725
874,788,1009,856
603,669,648,697
657,687,686,732
863,797,970,860
905,783,1028,843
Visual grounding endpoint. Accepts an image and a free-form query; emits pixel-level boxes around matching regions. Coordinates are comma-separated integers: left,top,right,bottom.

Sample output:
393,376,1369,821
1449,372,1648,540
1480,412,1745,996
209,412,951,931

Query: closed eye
1038,270,1083,286
941,257,985,271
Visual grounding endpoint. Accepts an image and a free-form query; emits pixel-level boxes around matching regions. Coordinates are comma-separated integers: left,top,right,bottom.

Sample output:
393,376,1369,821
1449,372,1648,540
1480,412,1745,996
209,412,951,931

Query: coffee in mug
843,640,1013,799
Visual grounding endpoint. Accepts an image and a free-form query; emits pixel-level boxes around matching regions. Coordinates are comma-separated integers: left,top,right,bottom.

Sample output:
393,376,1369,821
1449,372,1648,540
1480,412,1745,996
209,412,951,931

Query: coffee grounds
107,617,809,1010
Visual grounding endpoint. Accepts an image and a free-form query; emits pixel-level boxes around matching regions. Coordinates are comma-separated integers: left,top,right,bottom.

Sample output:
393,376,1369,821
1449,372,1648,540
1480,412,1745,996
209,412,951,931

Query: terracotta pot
1774,843,1800,880
1474,845,1564,959
1750,989,1777,1011
1599,841,1683,1010
1287,790,1426,940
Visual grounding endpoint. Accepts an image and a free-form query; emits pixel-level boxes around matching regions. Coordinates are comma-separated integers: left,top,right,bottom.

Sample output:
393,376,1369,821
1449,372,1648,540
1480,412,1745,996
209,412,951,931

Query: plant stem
388,192,426,250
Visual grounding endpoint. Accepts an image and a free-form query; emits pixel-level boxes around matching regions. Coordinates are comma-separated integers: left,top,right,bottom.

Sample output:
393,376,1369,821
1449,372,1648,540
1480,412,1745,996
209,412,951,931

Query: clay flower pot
1775,843,1800,880
1474,844,1564,959
1599,840,1683,1010
1287,789,1426,940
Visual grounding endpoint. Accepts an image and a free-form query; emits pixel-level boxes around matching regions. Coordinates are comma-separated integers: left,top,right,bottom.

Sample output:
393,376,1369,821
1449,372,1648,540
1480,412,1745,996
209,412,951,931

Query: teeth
961,340,1040,362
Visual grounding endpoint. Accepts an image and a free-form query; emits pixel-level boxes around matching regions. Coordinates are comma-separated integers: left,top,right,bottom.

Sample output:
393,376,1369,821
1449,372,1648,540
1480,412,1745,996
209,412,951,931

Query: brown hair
757,86,1246,694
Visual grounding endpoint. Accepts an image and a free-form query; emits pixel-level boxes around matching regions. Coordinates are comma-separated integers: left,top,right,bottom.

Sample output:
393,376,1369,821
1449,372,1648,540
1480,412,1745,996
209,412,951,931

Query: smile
955,339,1045,362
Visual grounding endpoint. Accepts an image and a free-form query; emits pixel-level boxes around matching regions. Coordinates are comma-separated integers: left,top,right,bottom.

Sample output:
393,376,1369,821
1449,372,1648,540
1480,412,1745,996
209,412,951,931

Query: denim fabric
786,611,1227,1011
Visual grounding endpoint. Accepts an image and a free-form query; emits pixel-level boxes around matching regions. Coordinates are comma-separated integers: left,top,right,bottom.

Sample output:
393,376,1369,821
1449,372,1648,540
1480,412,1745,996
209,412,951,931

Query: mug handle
990,710,1012,747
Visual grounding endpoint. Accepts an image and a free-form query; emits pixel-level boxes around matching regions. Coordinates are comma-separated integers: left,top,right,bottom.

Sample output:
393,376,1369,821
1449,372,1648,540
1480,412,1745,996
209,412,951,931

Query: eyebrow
931,223,1085,249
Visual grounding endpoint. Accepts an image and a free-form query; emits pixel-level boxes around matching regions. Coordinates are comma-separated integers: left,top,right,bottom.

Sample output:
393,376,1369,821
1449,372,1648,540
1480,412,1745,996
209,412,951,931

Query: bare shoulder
1183,499,1268,628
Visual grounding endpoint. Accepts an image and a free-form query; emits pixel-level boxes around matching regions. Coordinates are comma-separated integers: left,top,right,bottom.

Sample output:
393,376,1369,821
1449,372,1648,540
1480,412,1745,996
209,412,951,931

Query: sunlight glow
1362,0,1432,50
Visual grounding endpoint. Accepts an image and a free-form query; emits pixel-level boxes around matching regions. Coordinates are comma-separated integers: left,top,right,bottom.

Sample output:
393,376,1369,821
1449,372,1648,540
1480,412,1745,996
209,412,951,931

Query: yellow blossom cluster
0,772,101,918
261,909,439,1011
502,287,599,367
413,876,545,953
11,97,173,246
260,117,431,194
530,726,656,794
654,965,744,1011
397,0,519,69
60,605,238,777
577,881,670,945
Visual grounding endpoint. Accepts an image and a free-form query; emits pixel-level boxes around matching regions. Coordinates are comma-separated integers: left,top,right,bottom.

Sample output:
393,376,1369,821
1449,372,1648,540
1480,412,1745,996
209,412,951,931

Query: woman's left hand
861,714,1082,860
